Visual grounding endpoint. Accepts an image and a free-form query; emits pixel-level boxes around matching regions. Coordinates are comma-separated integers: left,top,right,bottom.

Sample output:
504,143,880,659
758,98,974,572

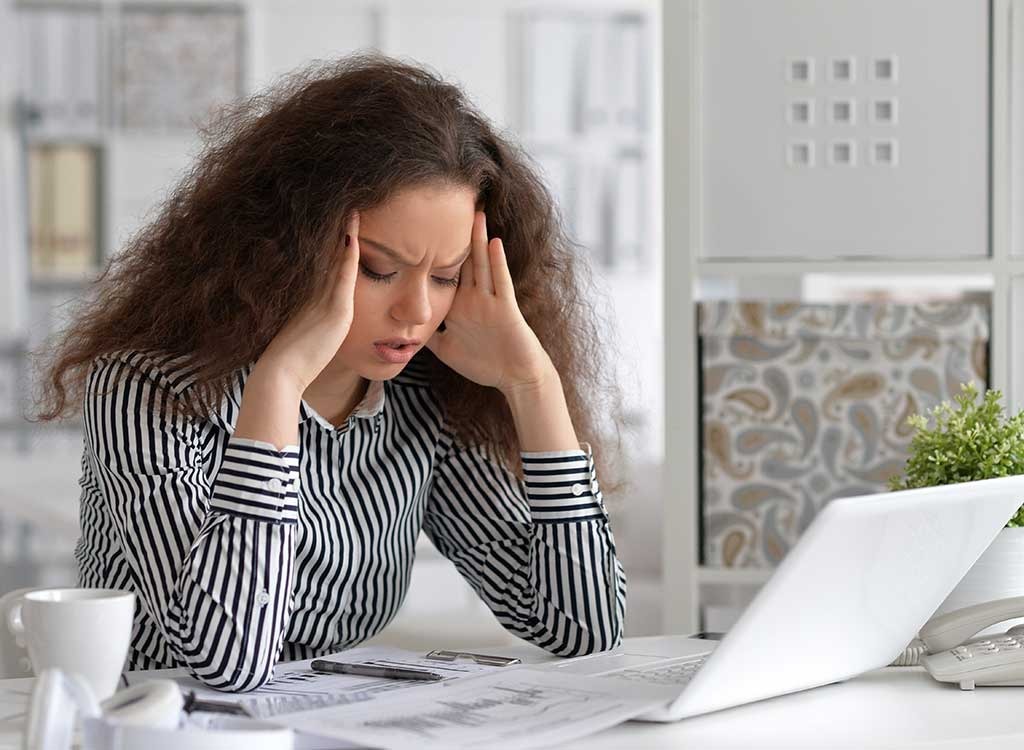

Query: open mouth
373,341,419,363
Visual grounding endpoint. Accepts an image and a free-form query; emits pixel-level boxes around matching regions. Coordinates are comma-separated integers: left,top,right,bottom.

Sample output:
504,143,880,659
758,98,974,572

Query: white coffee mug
6,588,135,700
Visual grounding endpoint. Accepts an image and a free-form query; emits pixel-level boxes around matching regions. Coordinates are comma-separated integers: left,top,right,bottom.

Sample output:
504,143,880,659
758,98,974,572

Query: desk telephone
898,595,1024,690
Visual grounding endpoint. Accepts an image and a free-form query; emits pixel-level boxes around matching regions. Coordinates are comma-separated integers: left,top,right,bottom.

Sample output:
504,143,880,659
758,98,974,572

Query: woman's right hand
256,212,361,396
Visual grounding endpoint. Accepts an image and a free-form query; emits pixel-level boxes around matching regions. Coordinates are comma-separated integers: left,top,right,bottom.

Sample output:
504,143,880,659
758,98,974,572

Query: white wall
0,0,27,339
249,2,380,93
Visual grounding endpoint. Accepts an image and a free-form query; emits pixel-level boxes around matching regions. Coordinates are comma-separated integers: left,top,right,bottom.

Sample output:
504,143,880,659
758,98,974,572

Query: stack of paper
176,646,503,719
270,667,673,750
176,646,675,749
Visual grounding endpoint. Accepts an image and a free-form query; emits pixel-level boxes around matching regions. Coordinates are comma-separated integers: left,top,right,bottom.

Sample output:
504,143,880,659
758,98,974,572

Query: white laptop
541,474,1024,721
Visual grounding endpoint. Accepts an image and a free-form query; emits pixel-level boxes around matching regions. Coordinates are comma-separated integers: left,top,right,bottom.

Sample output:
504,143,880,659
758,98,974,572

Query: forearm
497,368,624,653
439,523,627,655
159,432,301,690
165,432,300,690
185,359,304,689
428,357,626,655
169,517,297,691
502,367,580,452
234,359,304,450
426,429,626,655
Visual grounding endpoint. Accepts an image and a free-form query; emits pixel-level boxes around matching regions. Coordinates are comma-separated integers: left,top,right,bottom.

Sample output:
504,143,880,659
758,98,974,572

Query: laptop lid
671,474,1024,719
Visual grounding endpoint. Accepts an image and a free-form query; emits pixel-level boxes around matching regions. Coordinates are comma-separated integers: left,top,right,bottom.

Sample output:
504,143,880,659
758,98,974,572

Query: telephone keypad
924,631,1024,690
962,634,1024,656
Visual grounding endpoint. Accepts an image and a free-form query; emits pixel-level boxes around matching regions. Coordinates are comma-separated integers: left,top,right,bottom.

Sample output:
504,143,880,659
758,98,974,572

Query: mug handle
2,589,30,649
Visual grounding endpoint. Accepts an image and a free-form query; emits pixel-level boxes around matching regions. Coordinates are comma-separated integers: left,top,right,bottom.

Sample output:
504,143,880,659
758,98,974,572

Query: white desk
2,637,1023,749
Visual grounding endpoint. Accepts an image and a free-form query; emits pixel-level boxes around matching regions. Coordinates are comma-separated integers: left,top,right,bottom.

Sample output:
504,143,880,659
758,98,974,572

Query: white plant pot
931,526,1024,636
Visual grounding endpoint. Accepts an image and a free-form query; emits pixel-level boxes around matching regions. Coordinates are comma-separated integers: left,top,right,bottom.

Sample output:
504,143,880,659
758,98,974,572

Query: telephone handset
903,596,1024,690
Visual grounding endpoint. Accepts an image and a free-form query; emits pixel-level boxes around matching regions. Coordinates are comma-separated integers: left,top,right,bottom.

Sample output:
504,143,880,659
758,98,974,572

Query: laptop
540,474,1024,721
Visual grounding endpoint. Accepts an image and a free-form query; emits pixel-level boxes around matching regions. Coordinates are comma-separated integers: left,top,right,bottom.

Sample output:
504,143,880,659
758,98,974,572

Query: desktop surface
1,636,1023,749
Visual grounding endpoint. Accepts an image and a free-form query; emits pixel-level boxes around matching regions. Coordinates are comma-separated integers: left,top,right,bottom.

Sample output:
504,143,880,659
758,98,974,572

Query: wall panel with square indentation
700,0,988,260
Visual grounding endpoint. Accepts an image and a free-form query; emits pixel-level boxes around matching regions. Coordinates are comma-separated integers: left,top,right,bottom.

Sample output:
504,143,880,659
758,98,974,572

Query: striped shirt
75,350,626,691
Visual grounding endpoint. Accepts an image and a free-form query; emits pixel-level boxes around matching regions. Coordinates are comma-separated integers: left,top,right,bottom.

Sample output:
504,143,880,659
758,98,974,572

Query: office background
1,0,1020,647
0,0,664,650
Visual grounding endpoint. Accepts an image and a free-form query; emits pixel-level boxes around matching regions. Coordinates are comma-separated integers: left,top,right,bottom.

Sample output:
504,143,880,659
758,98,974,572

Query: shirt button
267,477,283,492
590,480,600,493
571,483,585,496
256,591,270,606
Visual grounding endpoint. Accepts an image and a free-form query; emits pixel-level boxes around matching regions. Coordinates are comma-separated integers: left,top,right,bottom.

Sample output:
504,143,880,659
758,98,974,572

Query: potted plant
889,381,1024,622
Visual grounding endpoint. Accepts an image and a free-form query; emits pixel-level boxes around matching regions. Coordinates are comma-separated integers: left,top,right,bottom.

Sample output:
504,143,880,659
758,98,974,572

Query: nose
390,278,432,325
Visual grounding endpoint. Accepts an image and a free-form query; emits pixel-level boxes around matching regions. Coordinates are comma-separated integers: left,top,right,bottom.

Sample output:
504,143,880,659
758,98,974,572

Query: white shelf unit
663,0,1023,634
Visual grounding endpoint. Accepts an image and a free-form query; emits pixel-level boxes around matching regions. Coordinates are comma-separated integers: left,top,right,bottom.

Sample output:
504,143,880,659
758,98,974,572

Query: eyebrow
359,236,471,269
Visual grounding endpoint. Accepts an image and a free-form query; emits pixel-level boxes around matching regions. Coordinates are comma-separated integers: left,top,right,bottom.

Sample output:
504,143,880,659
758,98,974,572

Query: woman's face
335,182,476,379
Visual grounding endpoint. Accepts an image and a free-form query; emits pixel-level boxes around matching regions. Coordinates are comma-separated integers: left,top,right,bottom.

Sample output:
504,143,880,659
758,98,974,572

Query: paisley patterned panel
699,301,990,569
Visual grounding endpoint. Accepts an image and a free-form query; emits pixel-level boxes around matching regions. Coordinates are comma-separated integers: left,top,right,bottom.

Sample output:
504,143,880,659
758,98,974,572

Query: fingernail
344,234,351,248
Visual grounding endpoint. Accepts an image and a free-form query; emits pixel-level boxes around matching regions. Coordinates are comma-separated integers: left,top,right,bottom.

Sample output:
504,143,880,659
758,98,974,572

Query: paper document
270,668,675,749
175,646,503,719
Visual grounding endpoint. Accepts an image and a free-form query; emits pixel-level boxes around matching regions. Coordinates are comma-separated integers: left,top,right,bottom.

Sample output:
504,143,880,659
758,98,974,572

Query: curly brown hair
33,53,626,486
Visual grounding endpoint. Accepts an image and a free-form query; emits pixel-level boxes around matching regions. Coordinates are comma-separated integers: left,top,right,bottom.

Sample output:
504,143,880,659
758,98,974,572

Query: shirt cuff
522,442,606,523
209,437,300,523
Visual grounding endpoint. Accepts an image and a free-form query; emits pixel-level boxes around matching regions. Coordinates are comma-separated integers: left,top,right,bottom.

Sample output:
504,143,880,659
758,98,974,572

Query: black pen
182,690,253,717
310,659,444,682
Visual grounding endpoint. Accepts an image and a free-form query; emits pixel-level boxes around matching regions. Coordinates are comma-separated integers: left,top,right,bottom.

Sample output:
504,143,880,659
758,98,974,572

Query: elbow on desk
173,633,277,693
540,623,623,658
167,609,281,692
185,661,275,693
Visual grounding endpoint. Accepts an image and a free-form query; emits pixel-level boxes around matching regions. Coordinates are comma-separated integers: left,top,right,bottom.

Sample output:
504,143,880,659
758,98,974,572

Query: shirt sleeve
422,425,627,656
81,355,299,691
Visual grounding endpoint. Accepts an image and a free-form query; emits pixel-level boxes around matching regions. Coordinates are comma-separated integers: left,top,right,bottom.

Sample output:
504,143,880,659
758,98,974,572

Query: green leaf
890,382,1024,526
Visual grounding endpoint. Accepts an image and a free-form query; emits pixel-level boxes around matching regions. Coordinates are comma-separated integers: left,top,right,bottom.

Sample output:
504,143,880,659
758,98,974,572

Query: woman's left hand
425,211,555,395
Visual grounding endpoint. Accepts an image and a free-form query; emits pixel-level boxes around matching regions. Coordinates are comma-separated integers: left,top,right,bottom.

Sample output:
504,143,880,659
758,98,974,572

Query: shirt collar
298,377,386,423
212,363,386,432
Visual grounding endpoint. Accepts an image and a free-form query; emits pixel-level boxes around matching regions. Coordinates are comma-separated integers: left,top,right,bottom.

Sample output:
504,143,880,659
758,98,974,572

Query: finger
472,211,493,294
333,212,360,307
347,211,360,257
458,247,474,288
489,238,515,299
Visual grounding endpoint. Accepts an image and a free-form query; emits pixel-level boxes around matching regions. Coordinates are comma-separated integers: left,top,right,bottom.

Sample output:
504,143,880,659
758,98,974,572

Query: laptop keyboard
613,656,708,686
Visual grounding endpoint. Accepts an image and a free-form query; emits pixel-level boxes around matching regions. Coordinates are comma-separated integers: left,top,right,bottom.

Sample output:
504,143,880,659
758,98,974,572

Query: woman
36,54,627,692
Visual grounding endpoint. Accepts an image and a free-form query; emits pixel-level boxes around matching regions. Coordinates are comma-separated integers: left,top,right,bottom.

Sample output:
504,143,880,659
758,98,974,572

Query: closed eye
360,263,459,288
